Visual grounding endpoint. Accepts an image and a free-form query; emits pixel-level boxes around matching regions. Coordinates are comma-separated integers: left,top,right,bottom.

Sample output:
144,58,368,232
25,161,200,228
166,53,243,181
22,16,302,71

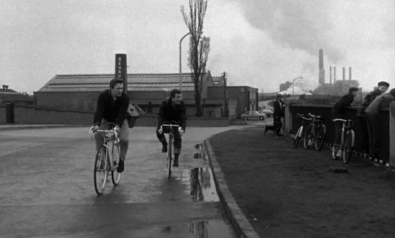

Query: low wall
286,103,390,163
0,104,230,127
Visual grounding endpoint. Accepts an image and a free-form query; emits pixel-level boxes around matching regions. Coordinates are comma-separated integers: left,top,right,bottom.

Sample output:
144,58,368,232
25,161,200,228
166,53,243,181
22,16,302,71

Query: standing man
157,89,186,167
92,78,130,173
265,94,285,136
357,81,389,155
365,88,395,160
332,87,359,119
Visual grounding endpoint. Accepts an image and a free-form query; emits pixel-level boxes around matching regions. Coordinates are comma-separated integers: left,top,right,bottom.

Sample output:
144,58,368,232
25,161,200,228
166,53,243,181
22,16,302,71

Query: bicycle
89,124,121,195
293,113,311,148
331,118,355,164
303,113,327,151
158,121,181,179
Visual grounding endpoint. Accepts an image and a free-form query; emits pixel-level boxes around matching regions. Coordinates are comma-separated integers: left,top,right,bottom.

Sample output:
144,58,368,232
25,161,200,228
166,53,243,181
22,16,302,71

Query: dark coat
273,99,285,118
332,93,354,118
157,97,187,131
93,89,130,127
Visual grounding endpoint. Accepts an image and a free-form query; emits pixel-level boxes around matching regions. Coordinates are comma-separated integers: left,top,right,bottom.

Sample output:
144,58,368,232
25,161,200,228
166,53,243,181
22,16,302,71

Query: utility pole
222,71,228,117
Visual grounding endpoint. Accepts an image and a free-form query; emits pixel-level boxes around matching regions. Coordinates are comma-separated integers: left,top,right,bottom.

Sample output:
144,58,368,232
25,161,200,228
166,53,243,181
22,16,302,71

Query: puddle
193,143,208,161
175,167,219,202
160,220,236,238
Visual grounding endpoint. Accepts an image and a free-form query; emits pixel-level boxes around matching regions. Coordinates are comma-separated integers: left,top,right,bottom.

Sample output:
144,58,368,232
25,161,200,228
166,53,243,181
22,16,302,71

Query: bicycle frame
332,118,355,163
90,125,121,195
293,114,311,148
303,113,326,150
159,121,180,179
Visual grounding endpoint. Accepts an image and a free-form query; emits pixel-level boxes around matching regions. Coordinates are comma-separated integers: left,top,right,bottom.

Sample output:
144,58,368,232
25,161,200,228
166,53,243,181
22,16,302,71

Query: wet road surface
0,127,239,238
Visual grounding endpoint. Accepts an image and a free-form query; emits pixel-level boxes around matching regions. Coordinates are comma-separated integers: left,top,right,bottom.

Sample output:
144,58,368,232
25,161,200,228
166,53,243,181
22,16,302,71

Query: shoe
336,149,343,158
173,157,179,167
162,143,168,153
117,160,124,173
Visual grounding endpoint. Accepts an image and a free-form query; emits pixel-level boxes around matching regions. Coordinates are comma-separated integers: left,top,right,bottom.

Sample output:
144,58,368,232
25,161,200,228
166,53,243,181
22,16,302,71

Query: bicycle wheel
94,146,108,195
293,126,302,148
314,124,326,151
111,142,121,186
342,130,355,164
303,124,313,149
167,136,173,179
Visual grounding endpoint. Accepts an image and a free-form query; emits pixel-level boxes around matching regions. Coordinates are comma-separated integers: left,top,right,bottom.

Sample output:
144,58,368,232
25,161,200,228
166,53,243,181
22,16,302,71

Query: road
0,126,241,238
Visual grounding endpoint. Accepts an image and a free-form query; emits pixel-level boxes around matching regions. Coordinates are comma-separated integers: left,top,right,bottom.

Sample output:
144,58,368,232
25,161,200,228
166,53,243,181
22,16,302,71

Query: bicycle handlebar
296,113,311,121
89,126,119,139
332,118,354,123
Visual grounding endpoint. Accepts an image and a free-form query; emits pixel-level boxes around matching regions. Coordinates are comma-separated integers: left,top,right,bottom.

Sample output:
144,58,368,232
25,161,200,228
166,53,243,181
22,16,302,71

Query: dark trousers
357,116,369,154
365,113,380,158
266,116,282,135
156,129,182,154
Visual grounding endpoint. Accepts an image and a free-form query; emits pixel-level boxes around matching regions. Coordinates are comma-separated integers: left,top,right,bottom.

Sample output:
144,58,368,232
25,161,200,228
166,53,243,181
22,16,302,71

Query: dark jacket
365,92,395,115
332,93,354,118
357,89,381,116
93,89,130,127
157,97,187,131
273,99,285,118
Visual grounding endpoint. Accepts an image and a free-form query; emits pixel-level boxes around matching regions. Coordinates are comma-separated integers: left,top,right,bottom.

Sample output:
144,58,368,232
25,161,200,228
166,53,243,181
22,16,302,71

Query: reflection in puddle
161,220,235,238
190,220,209,238
194,143,208,162
188,167,219,202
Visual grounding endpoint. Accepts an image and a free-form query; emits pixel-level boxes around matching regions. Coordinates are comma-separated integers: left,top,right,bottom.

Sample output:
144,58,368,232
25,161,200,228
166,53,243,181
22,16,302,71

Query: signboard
115,54,127,93
390,102,395,167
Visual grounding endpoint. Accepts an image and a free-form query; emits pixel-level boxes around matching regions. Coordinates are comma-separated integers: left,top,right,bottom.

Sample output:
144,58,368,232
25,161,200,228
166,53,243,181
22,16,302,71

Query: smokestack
342,67,345,81
334,67,337,83
349,67,352,81
318,49,325,84
330,66,332,84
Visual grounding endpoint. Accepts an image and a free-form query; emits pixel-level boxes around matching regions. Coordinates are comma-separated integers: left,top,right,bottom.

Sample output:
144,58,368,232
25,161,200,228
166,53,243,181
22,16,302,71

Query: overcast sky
0,0,394,94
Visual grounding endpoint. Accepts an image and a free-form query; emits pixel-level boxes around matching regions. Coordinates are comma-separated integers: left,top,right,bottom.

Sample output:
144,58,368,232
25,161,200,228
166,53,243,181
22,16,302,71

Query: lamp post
179,31,202,90
292,76,303,95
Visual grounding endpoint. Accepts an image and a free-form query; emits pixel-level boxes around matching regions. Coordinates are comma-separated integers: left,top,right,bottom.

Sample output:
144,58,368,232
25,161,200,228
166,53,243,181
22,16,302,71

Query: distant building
0,85,34,105
34,72,258,118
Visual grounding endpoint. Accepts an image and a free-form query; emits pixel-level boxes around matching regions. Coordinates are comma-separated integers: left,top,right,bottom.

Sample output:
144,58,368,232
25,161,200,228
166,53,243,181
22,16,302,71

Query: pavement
0,124,259,237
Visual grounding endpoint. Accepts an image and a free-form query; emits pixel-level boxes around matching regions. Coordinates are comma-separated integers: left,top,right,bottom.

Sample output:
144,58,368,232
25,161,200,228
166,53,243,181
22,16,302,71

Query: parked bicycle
89,124,121,195
332,118,355,163
158,121,180,179
303,113,327,151
293,113,311,148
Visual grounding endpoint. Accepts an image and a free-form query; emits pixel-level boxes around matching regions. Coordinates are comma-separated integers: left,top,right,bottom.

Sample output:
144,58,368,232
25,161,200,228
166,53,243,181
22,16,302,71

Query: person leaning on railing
331,87,359,148
364,88,395,160
356,81,389,155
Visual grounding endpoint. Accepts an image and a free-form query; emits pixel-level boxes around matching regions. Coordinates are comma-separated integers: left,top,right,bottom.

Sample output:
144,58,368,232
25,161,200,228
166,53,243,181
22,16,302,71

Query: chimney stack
343,67,345,81
334,67,337,83
330,66,332,84
349,67,352,81
318,49,325,84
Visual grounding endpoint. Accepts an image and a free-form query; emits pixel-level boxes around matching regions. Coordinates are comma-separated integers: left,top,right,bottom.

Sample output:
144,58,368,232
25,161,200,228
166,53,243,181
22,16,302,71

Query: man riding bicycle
91,78,130,173
157,89,186,167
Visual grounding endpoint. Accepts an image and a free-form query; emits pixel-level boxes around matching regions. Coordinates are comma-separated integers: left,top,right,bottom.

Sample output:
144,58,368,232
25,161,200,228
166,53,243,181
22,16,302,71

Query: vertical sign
115,54,127,93
390,102,395,168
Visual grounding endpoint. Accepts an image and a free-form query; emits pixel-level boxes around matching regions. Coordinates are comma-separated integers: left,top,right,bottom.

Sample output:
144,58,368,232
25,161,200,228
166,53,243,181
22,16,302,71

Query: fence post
284,102,292,135
390,102,395,168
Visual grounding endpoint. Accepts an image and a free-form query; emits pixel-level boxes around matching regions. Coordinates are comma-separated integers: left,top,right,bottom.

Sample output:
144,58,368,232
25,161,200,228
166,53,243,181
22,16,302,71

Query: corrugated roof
38,73,221,93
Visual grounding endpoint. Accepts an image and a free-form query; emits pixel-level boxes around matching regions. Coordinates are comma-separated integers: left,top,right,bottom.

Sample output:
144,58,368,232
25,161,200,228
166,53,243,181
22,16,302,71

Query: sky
0,0,394,95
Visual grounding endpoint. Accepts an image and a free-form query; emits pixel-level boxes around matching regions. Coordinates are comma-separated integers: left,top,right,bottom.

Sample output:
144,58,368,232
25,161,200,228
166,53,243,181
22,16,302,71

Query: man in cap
365,88,395,160
357,81,389,155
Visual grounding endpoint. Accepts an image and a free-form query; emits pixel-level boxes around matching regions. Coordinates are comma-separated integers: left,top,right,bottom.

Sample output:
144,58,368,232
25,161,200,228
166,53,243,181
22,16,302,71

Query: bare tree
181,0,210,117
